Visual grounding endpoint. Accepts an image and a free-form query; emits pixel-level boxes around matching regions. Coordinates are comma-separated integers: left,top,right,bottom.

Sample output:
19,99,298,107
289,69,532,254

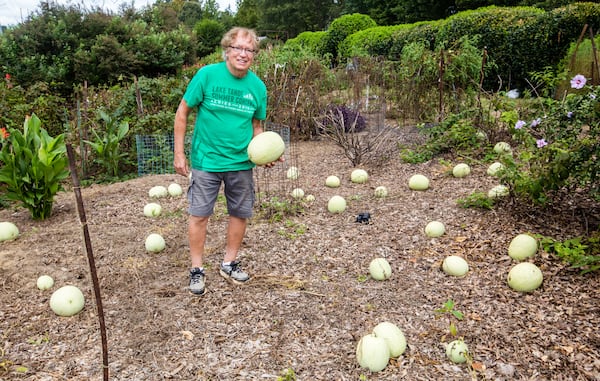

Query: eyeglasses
229,46,257,55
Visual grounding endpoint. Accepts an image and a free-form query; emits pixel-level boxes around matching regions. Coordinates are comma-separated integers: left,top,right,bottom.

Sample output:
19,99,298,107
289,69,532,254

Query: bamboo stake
588,27,599,85
569,24,589,73
66,144,109,381
438,49,445,122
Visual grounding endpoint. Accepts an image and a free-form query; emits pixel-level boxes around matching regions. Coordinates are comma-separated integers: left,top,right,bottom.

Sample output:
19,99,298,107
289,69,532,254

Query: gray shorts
187,169,255,218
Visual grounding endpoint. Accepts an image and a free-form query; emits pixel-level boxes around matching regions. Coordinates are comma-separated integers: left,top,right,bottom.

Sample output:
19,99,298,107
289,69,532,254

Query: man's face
225,35,256,76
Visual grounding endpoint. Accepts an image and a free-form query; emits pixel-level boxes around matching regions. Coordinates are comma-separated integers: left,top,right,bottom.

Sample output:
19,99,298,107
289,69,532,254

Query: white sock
222,261,232,267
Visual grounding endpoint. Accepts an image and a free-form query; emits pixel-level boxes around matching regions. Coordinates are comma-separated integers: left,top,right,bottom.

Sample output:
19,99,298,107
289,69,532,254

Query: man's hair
221,27,259,51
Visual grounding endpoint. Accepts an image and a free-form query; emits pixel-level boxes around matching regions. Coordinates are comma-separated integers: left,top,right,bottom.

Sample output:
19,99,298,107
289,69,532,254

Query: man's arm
252,118,263,137
174,99,191,177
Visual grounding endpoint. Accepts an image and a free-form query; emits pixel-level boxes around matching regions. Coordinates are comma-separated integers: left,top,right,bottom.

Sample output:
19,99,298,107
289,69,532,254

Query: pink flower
536,138,548,148
570,74,587,89
4,74,10,80
515,120,526,129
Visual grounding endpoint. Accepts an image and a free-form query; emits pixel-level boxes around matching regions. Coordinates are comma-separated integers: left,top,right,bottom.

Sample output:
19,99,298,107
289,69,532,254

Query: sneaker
220,261,250,284
189,267,206,295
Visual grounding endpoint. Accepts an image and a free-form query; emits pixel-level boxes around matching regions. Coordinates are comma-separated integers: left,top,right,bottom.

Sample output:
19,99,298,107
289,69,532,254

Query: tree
395,0,458,23
74,34,140,84
234,0,261,28
343,0,406,25
178,1,204,28
202,0,220,19
258,0,342,39
0,1,196,93
194,19,226,57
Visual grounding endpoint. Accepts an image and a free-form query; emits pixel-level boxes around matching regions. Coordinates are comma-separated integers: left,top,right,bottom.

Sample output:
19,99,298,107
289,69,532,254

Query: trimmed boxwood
436,6,546,90
322,13,377,62
339,25,407,59
285,31,328,55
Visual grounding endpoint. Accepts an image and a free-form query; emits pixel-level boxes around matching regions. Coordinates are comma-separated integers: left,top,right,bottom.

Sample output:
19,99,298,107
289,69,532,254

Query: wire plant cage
253,122,302,208
135,122,300,210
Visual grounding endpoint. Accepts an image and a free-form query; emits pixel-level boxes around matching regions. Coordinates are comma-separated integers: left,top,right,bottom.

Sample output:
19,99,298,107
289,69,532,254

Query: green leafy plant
277,368,297,381
434,299,464,337
399,146,433,164
84,110,130,178
0,114,69,220
456,191,495,210
257,196,304,223
539,233,600,274
277,220,307,240
27,333,50,345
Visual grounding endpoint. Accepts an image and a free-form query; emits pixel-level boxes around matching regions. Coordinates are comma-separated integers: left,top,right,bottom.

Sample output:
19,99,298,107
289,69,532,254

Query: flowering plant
498,74,599,204
0,114,69,220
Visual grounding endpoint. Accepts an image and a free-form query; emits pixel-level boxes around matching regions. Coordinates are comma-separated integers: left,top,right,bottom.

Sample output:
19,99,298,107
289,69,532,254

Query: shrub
315,104,397,167
193,19,226,58
322,13,377,63
402,114,486,162
339,25,407,59
498,73,599,204
320,104,367,133
0,77,28,130
436,6,547,91
388,21,444,59
390,36,484,122
540,233,600,274
285,31,328,56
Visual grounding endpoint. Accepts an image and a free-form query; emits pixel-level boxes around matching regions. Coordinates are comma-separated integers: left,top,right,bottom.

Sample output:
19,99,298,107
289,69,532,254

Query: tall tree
258,0,342,39
343,0,406,25
396,0,457,23
178,1,204,29
202,0,220,19
234,0,261,28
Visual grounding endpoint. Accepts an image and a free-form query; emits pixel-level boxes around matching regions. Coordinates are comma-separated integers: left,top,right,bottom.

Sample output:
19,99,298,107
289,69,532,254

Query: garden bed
0,135,598,380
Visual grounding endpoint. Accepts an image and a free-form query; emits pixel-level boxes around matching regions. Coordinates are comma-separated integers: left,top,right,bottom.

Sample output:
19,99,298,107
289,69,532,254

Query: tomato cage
252,122,304,217
135,122,299,214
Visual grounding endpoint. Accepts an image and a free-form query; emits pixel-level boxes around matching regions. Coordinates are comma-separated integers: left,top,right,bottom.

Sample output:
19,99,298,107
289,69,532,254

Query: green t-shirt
183,62,267,172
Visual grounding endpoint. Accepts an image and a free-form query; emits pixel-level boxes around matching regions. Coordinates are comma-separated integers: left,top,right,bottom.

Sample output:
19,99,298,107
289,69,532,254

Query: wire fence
135,133,189,176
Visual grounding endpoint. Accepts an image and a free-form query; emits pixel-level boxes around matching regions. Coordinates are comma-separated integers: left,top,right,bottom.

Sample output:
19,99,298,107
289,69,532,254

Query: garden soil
0,133,599,380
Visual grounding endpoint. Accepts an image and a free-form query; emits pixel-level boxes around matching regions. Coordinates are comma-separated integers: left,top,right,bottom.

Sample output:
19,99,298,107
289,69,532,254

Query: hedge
336,3,600,91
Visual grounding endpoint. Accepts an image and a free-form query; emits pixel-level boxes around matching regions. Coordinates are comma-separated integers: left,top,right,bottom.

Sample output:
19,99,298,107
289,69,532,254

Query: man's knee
190,215,209,227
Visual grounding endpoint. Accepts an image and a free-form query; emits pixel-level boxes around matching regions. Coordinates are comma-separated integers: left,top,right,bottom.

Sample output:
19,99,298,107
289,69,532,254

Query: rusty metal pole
66,144,109,381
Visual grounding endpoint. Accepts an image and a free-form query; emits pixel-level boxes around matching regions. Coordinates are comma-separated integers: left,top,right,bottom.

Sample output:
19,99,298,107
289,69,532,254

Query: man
173,27,278,296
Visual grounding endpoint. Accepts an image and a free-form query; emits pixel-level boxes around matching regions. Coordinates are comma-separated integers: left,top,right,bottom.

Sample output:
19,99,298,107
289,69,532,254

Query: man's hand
263,155,285,168
174,152,190,177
